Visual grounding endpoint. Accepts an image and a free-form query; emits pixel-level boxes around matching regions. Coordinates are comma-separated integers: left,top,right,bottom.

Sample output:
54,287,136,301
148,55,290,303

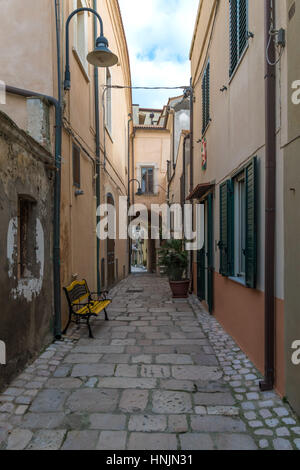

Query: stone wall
0,110,54,390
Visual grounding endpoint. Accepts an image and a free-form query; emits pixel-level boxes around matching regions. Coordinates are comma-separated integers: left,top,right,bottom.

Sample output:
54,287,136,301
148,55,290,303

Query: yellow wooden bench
63,279,111,338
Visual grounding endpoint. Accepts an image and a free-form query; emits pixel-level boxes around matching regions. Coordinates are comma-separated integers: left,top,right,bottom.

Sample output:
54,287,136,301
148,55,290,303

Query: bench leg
104,308,109,321
87,316,94,339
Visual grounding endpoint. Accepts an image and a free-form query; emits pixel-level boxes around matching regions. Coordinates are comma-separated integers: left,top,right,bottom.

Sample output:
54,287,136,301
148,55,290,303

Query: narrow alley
0,274,299,451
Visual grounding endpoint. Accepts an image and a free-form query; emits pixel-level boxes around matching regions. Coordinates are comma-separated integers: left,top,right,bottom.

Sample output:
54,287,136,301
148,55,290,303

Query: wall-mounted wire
266,0,285,66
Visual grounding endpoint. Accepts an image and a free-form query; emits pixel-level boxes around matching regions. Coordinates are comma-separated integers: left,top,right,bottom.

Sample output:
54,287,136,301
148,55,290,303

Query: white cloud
118,0,199,109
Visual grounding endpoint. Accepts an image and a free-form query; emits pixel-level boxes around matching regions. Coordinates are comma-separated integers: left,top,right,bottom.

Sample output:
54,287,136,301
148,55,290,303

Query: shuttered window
245,157,257,288
219,157,257,288
202,60,210,135
72,143,80,188
219,180,234,277
229,0,248,77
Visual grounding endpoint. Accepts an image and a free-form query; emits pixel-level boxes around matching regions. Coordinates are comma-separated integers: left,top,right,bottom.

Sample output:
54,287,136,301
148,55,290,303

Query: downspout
128,114,133,274
189,79,194,291
93,0,101,294
131,128,136,205
260,0,276,391
189,79,194,194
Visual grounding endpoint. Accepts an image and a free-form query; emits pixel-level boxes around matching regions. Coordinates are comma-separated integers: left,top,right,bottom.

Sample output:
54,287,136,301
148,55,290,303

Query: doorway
106,193,115,288
197,193,214,313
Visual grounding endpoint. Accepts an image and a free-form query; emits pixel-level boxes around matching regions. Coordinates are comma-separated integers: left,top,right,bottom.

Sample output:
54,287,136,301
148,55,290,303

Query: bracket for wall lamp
220,86,228,92
247,31,255,39
75,189,84,197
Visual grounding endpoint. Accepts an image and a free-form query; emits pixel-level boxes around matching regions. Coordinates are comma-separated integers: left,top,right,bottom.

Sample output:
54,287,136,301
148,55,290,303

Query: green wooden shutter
229,0,238,76
219,180,234,276
238,0,248,56
205,61,210,130
202,74,206,134
230,0,248,76
207,193,214,313
219,182,229,276
202,61,210,134
245,156,257,288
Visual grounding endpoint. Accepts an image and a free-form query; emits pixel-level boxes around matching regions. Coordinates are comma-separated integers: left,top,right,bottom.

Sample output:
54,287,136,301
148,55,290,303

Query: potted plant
159,239,190,298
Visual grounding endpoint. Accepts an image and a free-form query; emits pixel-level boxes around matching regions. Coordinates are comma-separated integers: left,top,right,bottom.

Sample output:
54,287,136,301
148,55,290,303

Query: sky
118,0,199,110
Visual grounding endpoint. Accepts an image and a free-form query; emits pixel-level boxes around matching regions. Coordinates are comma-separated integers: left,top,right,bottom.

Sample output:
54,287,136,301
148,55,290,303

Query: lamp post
62,7,118,296
64,7,118,90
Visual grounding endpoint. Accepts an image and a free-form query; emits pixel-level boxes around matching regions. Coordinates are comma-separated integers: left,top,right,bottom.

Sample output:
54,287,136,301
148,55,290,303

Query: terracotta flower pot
169,280,190,299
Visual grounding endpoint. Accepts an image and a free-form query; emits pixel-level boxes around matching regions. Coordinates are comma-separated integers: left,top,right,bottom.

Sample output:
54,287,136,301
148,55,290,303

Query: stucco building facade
0,0,132,384
188,0,292,400
0,111,54,389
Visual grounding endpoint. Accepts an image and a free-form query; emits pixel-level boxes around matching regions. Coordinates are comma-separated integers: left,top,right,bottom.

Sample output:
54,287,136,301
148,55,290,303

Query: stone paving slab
0,273,299,450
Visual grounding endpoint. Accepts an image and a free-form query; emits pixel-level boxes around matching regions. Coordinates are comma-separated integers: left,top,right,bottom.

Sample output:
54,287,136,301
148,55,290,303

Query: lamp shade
136,188,143,196
87,35,118,67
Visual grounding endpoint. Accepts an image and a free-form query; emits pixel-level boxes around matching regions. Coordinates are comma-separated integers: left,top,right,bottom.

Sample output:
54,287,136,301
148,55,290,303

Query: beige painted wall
190,0,287,394
133,128,170,209
0,0,132,328
284,0,300,417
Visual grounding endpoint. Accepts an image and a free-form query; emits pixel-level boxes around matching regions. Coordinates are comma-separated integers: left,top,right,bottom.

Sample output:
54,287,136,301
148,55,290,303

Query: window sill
202,121,211,139
105,126,113,143
229,43,249,85
72,47,90,84
228,276,246,287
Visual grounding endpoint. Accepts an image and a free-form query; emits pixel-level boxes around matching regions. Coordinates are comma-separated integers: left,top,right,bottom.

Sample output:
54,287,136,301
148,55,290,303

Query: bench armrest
89,291,110,301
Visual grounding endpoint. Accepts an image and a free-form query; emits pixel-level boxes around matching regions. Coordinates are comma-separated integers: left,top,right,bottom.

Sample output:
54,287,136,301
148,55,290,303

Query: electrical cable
266,0,284,66
102,85,188,90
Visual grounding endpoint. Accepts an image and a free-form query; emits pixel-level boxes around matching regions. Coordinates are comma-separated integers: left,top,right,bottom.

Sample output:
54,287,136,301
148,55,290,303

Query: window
234,172,246,279
74,0,88,72
219,157,257,288
106,69,112,134
229,0,248,77
72,143,80,187
141,167,154,194
202,61,210,135
18,197,37,279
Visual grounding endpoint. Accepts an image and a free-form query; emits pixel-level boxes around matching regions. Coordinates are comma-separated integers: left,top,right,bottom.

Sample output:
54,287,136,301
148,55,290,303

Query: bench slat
76,300,111,316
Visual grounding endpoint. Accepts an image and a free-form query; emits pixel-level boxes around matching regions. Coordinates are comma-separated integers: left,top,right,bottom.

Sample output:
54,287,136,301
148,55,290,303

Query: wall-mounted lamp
64,7,119,90
75,189,84,197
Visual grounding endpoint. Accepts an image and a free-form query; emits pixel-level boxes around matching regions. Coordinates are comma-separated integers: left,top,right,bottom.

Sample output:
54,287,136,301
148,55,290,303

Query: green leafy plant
158,239,189,281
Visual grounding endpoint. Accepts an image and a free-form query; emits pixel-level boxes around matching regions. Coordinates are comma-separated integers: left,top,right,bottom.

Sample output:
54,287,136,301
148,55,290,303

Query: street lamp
64,7,118,90
129,178,143,197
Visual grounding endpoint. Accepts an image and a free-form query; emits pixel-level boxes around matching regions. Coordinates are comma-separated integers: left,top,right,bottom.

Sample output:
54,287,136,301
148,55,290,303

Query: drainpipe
189,78,194,194
93,0,101,294
260,0,276,391
131,128,136,206
128,114,133,274
189,79,194,290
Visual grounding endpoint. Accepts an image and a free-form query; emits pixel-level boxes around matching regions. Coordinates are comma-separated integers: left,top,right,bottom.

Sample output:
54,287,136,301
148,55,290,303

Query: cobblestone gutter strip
188,295,300,451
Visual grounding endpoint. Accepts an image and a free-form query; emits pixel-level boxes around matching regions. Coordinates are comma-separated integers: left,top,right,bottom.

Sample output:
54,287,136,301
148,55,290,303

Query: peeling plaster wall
0,112,54,390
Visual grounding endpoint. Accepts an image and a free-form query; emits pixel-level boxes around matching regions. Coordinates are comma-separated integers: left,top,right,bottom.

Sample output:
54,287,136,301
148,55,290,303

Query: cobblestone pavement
1,274,299,450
